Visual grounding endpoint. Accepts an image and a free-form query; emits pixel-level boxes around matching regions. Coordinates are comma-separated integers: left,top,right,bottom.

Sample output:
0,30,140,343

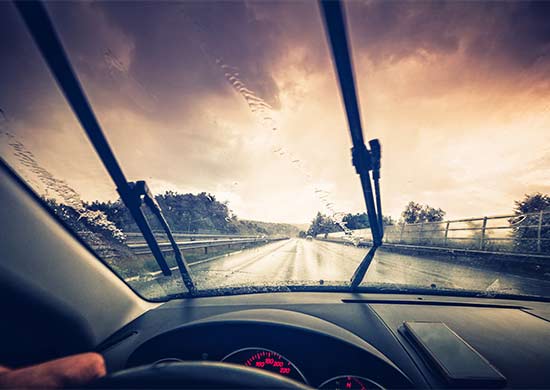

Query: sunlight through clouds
1,0,549,224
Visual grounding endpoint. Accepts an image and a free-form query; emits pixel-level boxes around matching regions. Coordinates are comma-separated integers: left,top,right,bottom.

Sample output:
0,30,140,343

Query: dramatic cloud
1,0,549,223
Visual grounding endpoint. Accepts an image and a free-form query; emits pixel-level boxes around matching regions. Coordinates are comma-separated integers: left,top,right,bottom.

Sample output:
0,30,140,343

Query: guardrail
127,235,287,256
124,232,263,243
320,210,550,256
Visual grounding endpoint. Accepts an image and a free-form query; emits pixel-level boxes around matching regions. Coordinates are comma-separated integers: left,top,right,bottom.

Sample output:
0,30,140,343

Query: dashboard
123,309,410,388
98,292,550,389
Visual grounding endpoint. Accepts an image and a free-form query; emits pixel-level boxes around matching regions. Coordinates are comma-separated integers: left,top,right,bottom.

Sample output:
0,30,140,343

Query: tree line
511,193,550,253
304,201,443,237
304,194,550,253
45,191,300,240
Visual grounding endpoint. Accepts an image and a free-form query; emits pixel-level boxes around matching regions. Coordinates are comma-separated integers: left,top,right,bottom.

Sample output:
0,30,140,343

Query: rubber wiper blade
15,0,196,294
320,0,384,288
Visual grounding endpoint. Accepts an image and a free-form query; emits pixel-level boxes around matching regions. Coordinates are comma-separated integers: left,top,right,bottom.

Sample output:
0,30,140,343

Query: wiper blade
127,181,196,292
369,138,384,240
320,0,384,288
15,0,196,294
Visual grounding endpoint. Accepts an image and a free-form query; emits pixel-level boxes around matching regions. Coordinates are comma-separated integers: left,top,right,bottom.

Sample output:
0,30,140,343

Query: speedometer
222,347,307,384
319,375,384,390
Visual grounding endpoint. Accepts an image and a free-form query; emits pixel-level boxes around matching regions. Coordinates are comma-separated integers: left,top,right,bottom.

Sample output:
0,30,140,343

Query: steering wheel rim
90,361,313,389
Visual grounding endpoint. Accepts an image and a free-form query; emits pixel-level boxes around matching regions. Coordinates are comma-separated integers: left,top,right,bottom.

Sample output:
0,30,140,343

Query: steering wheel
91,361,313,389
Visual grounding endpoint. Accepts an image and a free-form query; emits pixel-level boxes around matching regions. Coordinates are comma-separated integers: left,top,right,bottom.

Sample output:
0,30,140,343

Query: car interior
1,0,550,389
2,157,550,389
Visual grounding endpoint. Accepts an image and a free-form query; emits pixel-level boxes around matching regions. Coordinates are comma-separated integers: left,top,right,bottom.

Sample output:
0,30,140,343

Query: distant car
306,235,313,240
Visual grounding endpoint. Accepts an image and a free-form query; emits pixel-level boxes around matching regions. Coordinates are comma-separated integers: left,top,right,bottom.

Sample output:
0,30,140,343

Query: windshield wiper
15,0,196,294
320,0,384,289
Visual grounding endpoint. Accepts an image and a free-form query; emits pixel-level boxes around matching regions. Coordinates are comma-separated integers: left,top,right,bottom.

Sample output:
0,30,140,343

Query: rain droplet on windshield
2,132,126,243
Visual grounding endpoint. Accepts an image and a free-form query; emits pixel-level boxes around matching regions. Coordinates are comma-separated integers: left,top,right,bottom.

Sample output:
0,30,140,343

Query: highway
135,238,550,298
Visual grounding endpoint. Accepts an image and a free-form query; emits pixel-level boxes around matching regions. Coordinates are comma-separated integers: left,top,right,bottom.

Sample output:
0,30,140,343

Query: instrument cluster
221,347,384,389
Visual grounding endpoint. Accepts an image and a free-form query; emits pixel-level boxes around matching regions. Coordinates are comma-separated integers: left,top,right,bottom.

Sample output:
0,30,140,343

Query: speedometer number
246,351,291,376
223,348,307,383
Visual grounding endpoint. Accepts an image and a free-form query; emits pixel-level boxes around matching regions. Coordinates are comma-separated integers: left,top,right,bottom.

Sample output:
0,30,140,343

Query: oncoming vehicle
1,0,550,389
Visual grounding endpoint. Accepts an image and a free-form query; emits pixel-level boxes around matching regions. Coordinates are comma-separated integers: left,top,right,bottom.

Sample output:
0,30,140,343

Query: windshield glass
1,0,549,300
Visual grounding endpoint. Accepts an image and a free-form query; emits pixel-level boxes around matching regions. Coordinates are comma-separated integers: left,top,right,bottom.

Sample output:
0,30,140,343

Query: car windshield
1,1,549,301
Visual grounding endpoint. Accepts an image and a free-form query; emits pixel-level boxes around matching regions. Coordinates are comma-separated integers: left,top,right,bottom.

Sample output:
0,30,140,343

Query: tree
510,193,550,253
401,201,446,224
514,193,550,214
342,213,370,230
324,212,397,231
422,206,446,223
44,198,132,263
401,202,422,224
87,199,135,232
81,191,301,236
383,216,396,226
306,212,340,237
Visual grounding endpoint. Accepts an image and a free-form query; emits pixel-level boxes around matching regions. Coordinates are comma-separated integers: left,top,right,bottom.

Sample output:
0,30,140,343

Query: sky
1,0,549,224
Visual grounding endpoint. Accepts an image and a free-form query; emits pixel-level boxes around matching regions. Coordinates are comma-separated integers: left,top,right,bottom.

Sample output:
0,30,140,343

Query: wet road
136,238,550,298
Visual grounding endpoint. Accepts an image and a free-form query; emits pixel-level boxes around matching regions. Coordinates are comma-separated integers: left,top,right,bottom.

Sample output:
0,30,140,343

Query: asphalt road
135,238,550,298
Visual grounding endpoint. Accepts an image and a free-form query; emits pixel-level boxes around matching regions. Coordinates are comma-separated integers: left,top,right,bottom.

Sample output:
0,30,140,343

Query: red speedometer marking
352,376,367,390
319,375,382,390
222,348,307,384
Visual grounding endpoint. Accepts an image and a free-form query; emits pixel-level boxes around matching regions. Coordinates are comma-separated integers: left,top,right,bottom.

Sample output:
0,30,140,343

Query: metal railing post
400,223,405,243
537,210,543,253
480,217,488,250
444,221,450,247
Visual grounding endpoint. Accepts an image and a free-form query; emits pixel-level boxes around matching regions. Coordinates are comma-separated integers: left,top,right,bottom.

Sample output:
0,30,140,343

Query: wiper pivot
351,141,383,245
124,181,196,292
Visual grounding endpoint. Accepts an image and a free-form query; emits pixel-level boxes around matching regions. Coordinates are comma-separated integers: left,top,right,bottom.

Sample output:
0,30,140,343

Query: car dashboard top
98,292,550,389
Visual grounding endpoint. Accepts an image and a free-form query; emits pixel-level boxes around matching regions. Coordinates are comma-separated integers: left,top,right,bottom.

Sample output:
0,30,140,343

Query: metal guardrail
125,232,263,240
128,235,287,256
321,210,550,256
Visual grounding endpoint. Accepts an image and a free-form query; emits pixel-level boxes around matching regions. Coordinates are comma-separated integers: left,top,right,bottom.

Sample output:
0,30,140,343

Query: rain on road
137,238,550,298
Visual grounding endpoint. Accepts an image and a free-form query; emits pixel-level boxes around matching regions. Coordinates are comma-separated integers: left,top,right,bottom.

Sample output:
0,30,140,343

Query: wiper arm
15,0,196,293
129,181,195,290
320,0,384,288
370,139,384,240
